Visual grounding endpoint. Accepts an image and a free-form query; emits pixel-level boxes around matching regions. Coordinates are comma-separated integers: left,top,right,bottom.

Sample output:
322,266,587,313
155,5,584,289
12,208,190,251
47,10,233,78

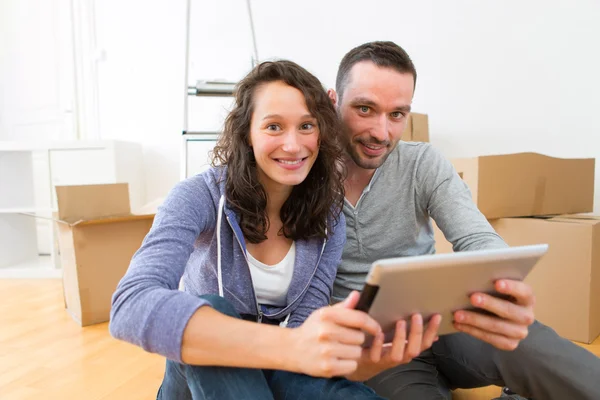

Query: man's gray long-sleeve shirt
333,141,507,302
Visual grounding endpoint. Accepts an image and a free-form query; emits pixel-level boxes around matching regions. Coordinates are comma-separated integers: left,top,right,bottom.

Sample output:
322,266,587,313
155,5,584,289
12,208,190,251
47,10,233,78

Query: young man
329,41,600,400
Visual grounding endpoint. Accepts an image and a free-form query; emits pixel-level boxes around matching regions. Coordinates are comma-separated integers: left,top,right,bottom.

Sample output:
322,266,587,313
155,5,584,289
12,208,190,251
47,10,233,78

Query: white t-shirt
247,242,296,307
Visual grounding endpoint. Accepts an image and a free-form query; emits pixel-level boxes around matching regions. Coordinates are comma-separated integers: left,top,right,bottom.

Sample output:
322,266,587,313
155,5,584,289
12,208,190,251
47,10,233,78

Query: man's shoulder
379,142,453,189
384,141,434,171
396,140,431,157
396,141,449,168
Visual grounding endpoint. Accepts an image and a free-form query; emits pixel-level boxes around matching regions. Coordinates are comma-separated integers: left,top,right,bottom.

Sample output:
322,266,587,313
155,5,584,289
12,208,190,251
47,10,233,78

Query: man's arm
414,144,507,252
415,144,535,351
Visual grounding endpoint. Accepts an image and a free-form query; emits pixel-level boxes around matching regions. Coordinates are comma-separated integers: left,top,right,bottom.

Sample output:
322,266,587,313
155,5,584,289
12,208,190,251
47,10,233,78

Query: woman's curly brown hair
211,60,345,244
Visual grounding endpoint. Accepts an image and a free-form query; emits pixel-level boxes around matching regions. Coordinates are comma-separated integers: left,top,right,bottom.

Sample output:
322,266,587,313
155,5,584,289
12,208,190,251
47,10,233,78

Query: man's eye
359,106,370,113
391,112,403,119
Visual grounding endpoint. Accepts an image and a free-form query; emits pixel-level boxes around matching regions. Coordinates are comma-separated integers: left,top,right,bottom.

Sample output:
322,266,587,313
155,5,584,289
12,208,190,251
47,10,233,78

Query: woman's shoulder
161,166,226,212
328,204,346,231
178,166,226,194
328,209,346,244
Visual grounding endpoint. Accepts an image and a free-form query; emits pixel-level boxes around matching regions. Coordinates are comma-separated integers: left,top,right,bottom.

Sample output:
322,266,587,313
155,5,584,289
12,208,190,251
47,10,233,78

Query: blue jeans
157,295,384,400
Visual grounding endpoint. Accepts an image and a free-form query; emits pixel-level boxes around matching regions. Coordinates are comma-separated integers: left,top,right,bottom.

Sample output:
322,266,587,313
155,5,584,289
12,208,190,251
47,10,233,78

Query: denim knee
198,294,241,319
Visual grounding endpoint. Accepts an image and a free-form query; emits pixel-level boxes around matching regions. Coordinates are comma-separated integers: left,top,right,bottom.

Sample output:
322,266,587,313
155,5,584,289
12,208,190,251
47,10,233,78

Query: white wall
93,1,188,202
93,0,600,211
0,0,75,141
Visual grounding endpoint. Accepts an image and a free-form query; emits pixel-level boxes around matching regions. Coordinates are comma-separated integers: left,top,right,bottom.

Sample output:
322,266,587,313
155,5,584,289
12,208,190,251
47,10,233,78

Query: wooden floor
1,280,598,400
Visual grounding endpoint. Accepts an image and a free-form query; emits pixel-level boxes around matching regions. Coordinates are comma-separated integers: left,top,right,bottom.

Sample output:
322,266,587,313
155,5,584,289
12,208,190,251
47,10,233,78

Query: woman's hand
286,291,382,378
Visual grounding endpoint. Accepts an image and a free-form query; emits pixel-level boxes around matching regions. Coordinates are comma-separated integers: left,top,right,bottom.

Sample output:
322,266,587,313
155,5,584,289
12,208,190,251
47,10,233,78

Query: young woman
109,60,385,399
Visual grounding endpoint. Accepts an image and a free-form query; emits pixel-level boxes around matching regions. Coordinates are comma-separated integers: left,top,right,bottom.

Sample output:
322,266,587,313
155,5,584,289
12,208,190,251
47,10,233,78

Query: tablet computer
356,244,548,345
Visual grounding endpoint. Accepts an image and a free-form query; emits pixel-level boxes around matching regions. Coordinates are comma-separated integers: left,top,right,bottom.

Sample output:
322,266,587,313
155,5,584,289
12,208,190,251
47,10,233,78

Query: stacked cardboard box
402,112,430,142
434,153,598,343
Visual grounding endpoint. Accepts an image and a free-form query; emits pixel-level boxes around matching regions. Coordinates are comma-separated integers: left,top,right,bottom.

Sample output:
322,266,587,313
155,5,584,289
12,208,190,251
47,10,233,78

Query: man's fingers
369,331,384,363
320,307,382,337
389,320,407,362
453,322,521,351
469,293,534,326
404,314,424,361
495,280,535,307
421,314,442,350
453,310,529,340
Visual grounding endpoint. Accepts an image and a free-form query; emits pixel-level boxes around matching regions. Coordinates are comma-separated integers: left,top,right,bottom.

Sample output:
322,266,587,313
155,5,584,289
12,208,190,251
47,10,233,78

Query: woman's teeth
278,159,302,165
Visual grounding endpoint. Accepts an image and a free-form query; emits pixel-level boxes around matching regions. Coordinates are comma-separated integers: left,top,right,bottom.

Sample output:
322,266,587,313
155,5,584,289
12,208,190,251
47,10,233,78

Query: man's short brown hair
335,41,417,103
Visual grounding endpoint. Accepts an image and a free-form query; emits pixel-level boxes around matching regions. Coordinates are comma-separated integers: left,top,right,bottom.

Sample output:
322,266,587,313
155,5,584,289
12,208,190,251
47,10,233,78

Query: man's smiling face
336,61,415,170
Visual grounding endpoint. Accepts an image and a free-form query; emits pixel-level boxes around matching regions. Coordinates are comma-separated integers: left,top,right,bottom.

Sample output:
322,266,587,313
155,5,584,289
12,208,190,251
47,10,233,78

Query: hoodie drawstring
216,195,328,327
216,195,225,297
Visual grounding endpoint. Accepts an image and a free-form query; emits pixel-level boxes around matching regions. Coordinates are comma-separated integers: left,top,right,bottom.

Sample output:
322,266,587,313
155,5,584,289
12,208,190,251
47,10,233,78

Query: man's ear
327,89,338,107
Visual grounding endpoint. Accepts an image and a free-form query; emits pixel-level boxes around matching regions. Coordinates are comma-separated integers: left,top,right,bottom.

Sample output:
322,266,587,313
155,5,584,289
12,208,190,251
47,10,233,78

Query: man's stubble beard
344,137,395,170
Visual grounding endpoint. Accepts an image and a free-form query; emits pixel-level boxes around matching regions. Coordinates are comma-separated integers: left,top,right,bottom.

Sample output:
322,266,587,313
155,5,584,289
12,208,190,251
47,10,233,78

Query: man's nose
370,114,389,142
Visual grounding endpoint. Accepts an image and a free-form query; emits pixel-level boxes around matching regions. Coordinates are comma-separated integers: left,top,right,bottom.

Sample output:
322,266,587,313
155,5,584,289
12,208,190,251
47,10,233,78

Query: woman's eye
267,124,281,131
301,123,314,130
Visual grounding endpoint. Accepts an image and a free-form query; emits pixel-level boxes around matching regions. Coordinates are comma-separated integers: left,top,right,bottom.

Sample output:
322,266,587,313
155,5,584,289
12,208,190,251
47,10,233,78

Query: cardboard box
491,215,600,343
452,153,594,219
402,112,429,142
55,183,154,326
434,215,600,343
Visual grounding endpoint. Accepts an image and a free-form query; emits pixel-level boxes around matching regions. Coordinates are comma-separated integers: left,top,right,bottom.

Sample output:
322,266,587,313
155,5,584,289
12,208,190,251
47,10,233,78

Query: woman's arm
109,176,217,362
181,307,292,369
181,291,382,378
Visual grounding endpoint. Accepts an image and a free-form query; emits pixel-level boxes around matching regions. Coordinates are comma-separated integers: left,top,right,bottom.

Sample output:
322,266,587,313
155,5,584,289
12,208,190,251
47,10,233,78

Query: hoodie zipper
274,239,327,319
226,215,263,323
226,215,327,323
